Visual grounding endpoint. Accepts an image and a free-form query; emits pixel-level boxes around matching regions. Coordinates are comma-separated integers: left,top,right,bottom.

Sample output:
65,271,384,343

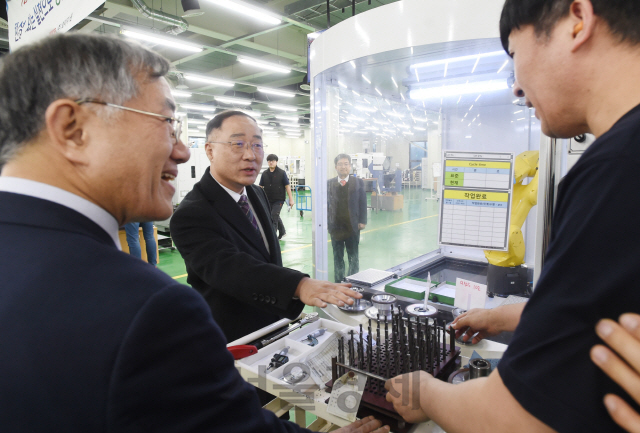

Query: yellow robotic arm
484,150,539,267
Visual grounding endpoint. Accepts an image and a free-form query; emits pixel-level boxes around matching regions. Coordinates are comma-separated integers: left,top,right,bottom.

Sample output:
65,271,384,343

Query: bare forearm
421,371,553,433
493,302,526,333
285,185,293,201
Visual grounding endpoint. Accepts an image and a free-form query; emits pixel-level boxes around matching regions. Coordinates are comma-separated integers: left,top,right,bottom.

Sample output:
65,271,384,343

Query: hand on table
384,371,432,424
451,308,502,344
592,313,640,432
295,277,362,308
333,416,389,433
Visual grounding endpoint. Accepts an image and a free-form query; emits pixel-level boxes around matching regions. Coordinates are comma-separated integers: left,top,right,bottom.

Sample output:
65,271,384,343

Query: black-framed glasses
207,140,264,154
75,98,182,144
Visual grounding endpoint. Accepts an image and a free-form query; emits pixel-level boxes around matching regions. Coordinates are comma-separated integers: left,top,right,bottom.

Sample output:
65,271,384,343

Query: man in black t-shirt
385,1,640,432
259,154,294,239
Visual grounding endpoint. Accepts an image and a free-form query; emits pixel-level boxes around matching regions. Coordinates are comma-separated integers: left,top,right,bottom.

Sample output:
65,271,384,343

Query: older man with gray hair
0,33,387,433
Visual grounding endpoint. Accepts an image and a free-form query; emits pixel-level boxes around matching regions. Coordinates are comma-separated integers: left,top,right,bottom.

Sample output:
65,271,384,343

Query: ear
204,141,214,161
44,99,90,166
569,0,596,53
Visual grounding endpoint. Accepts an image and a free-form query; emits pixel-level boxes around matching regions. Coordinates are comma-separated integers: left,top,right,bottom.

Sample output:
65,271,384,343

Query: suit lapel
198,169,270,260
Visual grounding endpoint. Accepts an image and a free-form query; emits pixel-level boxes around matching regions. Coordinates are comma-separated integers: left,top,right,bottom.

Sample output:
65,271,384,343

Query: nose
242,145,257,160
512,79,525,98
172,138,191,164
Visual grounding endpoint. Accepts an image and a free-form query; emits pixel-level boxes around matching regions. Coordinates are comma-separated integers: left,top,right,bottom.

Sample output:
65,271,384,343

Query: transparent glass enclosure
312,38,541,284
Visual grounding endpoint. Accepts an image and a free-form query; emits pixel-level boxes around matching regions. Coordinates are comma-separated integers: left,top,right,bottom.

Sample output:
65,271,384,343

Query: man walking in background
328,154,367,283
260,154,294,239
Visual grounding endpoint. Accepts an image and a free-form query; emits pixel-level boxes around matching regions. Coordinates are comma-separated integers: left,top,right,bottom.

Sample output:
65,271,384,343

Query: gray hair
0,33,171,164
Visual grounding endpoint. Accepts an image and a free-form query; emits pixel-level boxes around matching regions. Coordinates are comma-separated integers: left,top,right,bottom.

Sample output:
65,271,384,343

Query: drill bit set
328,312,460,424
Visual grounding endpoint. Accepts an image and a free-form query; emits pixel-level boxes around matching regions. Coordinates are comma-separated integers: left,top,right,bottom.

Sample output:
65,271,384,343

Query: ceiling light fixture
362,74,371,84
187,119,208,124
497,60,509,74
391,77,398,88
338,81,348,89
171,90,192,98
121,30,203,52
410,79,508,99
352,90,360,96
258,87,295,97
184,74,234,87
214,96,252,105
204,0,281,25
238,58,290,73
276,115,299,121
179,103,218,112
350,61,356,69
269,103,299,111
471,56,480,73
356,105,377,112
375,88,382,96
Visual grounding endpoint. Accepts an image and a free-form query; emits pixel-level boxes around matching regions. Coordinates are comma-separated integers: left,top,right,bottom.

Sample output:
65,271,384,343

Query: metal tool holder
327,311,460,432
364,293,400,320
338,287,372,313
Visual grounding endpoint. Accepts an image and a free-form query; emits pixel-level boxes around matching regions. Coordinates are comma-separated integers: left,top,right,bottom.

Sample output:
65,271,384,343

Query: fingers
603,394,640,433
336,416,389,433
591,344,640,405
596,318,640,374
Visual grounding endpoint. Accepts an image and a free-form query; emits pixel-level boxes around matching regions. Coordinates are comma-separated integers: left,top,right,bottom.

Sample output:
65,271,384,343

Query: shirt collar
211,172,246,202
338,175,350,183
0,177,121,249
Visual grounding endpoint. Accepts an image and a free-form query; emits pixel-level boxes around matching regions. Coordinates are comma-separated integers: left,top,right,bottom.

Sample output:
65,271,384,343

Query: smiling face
205,115,263,193
508,24,590,138
85,77,190,224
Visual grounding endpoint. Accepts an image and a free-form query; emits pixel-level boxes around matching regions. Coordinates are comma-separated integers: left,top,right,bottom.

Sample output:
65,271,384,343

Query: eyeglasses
75,98,182,144
208,140,264,154
336,162,351,167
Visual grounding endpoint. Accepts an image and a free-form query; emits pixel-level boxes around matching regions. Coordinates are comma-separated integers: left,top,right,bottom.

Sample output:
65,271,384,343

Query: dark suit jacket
327,175,367,235
170,168,306,343
0,191,308,433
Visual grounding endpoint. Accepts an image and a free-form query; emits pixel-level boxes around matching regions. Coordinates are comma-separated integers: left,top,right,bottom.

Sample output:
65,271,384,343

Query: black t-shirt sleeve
499,154,640,432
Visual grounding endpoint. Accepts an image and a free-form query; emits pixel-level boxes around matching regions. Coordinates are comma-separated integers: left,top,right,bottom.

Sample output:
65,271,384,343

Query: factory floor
158,186,440,301
156,187,439,425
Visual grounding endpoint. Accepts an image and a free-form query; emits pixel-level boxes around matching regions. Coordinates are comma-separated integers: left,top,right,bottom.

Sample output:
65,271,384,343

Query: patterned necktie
238,195,259,232
340,180,346,186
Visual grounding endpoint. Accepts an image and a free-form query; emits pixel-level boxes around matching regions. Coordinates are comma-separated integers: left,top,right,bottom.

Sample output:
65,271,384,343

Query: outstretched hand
295,277,362,308
332,416,390,433
592,313,640,432
450,308,501,344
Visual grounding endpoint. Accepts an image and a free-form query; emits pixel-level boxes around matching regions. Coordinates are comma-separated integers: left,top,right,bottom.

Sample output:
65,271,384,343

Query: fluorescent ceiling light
403,131,414,135
362,75,371,84
121,30,202,52
411,116,427,122
184,74,234,87
187,119,208,124
347,115,364,121
400,93,405,101
352,90,360,96
350,61,356,69
283,128,301,132
356,105,377,112
355,131,369,135
197,125,207,129
383,128,396,133
338,81,347,89
180,103,218,112
387,111,404,118
391,77,398,88
414,127,426,131
373,119,390,125
472,57,480,73
269,103,299,111
365,126,379,131
258,87,295,97
398,123,410,129
276,115,298,121
410,79,508,99
475,94,482,102
410,50,504,70
497,60,509,74
260,126,275,130
280,123,301,128
214,96,252,105
171,90,192,98
205,0,281,25
238,58,290,73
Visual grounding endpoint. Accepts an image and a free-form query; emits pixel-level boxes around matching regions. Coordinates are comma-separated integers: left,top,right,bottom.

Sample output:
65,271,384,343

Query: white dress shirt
211,174,270,253
0,177,121,249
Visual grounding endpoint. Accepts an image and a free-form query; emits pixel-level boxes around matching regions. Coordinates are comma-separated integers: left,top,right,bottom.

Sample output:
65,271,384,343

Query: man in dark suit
328,154,367,283
0,33,385,433
171,111,362,343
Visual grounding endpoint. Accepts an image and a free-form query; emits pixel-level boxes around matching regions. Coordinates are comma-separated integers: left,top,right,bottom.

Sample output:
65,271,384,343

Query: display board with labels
439,151,514,251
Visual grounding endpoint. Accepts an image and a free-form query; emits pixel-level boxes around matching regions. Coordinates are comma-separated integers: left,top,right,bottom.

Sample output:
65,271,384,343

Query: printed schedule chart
439,152,514,251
